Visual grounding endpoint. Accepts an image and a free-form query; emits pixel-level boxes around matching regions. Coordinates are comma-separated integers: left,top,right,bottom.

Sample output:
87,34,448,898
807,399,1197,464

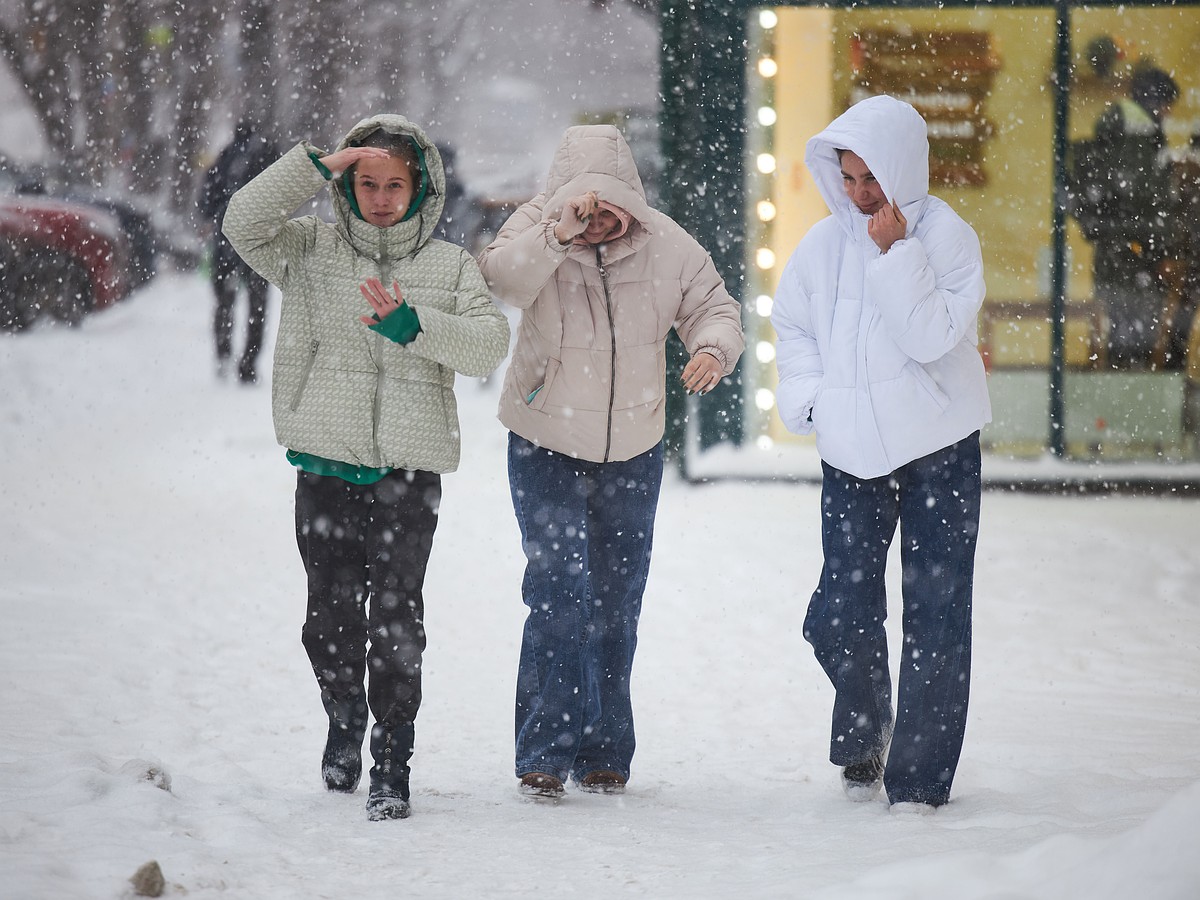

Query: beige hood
541,125,656,232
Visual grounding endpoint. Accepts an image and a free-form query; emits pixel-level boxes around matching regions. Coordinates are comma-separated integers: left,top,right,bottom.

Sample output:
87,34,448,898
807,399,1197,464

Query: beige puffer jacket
479,125,744,463
223,114,510,473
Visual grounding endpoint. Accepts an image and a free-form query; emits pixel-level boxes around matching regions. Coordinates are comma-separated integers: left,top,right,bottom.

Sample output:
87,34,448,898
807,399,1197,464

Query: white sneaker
840,755,884,802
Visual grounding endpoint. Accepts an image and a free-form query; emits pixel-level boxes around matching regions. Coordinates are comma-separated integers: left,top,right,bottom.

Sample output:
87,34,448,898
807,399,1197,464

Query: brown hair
350,129,421,185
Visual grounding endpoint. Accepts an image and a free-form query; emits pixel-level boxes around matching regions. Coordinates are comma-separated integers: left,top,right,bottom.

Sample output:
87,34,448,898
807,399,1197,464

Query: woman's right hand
554,191,599,244
317,146,391,176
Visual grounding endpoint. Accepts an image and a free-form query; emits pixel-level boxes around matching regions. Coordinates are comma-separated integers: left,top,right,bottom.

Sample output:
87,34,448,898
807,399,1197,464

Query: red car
0,194,132,330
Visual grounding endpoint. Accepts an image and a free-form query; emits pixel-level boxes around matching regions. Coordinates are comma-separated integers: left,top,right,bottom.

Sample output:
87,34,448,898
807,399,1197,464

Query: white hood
805,95,931,238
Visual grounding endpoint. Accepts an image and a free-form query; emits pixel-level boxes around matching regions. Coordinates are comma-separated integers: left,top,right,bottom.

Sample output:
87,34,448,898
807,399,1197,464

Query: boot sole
366,798,411,820
518,784,565,802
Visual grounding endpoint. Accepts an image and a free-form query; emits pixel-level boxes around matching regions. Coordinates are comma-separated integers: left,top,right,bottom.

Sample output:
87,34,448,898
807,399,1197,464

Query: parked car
0,195,132,331
56,186,158,288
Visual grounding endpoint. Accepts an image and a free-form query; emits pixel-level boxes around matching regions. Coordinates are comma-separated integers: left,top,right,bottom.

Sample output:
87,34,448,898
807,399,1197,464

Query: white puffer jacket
772,95,991,479
480,125,744,463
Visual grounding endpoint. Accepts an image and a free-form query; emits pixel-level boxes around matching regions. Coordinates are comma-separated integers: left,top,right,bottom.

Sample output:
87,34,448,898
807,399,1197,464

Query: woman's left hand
359,277,405,324
867,201,906,254
681,351,724,395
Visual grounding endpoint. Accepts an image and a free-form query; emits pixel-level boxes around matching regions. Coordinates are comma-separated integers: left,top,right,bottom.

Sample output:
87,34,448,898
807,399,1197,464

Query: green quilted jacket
223,114,510,473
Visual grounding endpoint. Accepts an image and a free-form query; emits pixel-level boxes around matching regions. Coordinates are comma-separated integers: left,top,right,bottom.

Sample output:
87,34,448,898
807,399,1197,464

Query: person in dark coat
432,142,482,250
1070,66,1179,368
1164,130,1200,373
198,120,280,383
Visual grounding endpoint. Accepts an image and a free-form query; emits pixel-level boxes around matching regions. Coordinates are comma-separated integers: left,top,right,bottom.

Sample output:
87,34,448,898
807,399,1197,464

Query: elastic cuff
694,346,729,372
543,220,571,252
308,152,333,180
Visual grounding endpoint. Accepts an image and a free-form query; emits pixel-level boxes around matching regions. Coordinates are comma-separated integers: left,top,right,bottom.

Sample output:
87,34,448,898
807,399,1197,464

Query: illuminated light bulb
759,10,778,29
757,106,777,127
755,294,773,317
758,57,779,79
755,248,776,269
756,341,776,363
755,388,776,411
756,200,776,222
755,435,775,451
756,153,776,174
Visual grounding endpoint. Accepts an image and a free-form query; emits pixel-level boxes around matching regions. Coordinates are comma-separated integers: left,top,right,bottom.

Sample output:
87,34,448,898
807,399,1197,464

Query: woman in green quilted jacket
223,114,510,822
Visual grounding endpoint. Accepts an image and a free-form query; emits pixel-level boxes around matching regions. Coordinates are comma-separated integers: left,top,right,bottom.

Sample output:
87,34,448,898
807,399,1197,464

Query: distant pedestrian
479,124,743,801
222,113,510,821
433,142,482,250
1069,65,1179,367
1164,128,1200,372
772,95,991,811
198,119,279,383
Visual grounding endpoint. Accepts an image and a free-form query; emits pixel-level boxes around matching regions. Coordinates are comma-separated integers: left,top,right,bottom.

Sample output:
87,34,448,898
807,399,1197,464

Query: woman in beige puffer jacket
478,124,743,799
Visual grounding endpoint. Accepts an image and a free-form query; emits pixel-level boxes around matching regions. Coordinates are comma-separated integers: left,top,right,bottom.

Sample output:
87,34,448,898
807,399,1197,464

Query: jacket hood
543,125,655,231
331,114,446,249
805,95,931,238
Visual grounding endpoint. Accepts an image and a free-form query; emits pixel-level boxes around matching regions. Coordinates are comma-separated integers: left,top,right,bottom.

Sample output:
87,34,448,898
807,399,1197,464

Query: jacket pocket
869,361,953,453
810,384,862,467
289,339,320,412
906,360,951,411
527,357,561,411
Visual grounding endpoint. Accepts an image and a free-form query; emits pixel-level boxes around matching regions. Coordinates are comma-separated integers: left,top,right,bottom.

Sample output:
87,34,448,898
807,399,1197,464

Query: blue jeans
805,432,980,806
508,433,663,783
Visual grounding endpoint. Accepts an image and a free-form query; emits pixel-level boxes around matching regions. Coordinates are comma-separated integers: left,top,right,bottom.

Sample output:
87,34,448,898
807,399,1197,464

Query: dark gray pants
295,468,441,733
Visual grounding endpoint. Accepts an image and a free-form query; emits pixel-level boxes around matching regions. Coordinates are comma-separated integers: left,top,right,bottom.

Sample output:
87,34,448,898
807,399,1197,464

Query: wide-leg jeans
805,432,981,806
508,433,663,783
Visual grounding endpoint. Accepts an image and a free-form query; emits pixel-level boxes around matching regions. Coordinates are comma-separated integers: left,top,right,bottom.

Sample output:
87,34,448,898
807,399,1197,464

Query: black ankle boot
366,723,413,821
321,701,368,793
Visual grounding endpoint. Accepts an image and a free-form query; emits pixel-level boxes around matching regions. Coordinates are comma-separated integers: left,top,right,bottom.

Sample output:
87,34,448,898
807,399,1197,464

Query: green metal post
1049,1,1071,457
660,2,748,467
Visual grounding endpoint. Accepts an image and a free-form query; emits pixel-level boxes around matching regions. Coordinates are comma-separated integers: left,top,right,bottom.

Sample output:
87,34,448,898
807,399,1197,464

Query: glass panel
738,4,1200,473
1064,6,1199,462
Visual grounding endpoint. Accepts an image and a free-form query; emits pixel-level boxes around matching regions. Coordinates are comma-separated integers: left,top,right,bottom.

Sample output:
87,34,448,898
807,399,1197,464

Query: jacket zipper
596,247,616,463
290,338,320,411
371,237,391,467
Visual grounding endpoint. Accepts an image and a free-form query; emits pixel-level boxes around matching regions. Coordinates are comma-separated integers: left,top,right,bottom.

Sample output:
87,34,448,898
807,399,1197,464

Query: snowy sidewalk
1,272,1198,899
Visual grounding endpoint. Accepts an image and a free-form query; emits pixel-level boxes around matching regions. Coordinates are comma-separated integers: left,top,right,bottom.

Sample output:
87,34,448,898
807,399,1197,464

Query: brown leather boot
578,770,627,795
518,772,565,800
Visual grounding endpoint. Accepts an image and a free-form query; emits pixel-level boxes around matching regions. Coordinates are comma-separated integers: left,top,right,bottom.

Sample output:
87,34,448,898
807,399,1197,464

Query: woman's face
353,155,415,227
839,150,886,216
581,208,622,243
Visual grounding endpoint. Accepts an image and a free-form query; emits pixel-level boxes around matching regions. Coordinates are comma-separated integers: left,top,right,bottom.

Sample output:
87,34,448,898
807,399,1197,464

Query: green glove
369,303,421,345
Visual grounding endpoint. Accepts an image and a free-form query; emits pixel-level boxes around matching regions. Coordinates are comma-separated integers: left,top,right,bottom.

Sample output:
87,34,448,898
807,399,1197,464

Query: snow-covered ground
1,272,1198,899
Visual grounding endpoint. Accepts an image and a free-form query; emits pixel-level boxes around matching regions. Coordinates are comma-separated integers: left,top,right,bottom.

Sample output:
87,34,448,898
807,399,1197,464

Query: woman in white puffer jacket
772,95,990,810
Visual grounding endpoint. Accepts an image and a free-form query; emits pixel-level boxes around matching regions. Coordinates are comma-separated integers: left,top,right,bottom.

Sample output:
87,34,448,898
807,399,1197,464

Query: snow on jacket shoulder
771,95,991,479
479,124,743,463
222,114,509,473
